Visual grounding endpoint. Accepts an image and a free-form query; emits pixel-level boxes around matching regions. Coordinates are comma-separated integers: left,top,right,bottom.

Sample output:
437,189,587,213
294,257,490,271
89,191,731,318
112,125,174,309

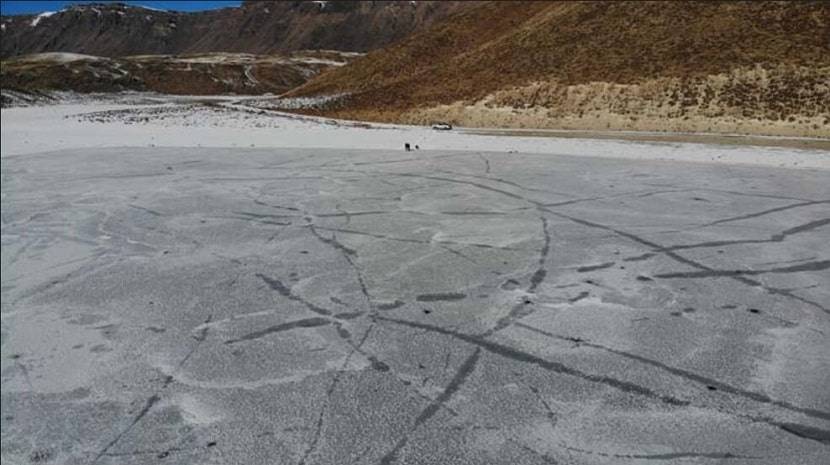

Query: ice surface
2,94,828,465
2,97,828,171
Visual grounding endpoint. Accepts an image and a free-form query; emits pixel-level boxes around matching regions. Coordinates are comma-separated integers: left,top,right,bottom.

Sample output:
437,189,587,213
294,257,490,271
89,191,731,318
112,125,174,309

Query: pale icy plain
2,98,829,464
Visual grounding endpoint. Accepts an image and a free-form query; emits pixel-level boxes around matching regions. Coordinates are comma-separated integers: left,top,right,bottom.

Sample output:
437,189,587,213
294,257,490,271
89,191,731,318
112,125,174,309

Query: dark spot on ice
500,279,520,290
748,308,761,314
721,304,738,309
707,385,718,391
29,449,53,463
569,291,590,303
225,317,330,344
683,307,695,313
334,312,362,320
636,275,653,282
68,387,90,399
416,292,466,302
377,300,405,311
206,441,217,448
335,325,351,339
371,359,390,372
300,250,309,254
146,326,166,333
773,421,830,443
577,262,615,272
529,269,547,291
422,309,432,315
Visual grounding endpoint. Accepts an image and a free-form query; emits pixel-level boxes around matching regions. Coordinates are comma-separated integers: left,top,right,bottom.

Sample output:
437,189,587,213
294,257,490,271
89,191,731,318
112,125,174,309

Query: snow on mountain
29,11,55,27
17,52,105,63
2,2,473,58
133,4,168,13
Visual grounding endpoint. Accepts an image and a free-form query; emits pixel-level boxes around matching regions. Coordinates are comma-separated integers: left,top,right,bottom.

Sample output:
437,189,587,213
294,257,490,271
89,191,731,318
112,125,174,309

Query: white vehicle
431,122,453,130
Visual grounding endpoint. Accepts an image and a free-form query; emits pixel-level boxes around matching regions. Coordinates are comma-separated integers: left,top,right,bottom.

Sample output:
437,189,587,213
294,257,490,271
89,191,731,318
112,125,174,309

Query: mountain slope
290,1,830,137
0,1,475,59
0,50,359,98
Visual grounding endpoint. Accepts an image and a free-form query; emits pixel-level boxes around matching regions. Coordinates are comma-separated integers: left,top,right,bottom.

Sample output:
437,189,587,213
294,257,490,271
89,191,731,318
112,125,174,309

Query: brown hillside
289,1,830,136
0,51,359,96
0,2,474,58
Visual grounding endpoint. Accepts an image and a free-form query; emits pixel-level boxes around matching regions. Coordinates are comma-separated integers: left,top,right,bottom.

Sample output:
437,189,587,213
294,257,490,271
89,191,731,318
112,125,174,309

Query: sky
0,0,242,15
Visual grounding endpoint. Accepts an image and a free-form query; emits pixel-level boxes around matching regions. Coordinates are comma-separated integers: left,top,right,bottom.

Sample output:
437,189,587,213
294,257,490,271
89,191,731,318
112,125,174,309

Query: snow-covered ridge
132,4,168,13
122,52,357,66
30,11,55,27
15,52,105,63
65,3,168,13
25,3,173,25
290,57,349,66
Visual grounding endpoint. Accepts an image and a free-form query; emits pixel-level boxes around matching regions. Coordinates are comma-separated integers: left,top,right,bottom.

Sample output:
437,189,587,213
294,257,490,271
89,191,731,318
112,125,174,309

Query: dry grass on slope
401,65,830,137
289,1,830,136
290,1,550,107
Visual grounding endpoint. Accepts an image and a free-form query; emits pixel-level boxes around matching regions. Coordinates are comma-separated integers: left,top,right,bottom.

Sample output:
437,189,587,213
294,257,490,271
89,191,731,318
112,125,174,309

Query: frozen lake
2,101,829,464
